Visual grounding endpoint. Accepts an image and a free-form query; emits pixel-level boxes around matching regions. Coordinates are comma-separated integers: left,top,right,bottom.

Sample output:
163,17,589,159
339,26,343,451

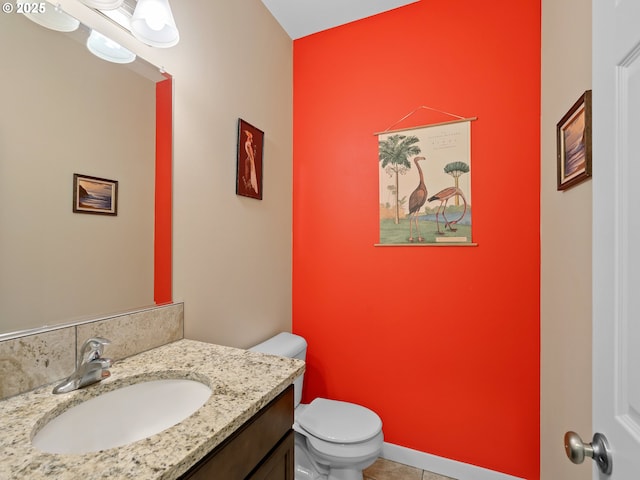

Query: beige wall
540,0,592,479
161,0,294,348
56,0,293,348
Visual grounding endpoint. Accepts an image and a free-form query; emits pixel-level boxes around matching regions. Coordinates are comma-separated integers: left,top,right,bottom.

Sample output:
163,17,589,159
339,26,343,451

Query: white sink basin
32,379,212,454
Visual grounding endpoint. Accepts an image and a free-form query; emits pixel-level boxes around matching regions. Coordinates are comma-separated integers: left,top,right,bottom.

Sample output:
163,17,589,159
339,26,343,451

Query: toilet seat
297,398,382,443
305,430,384,466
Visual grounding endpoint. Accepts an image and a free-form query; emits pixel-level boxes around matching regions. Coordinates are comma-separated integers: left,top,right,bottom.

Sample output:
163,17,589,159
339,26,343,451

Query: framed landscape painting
557,90,592,191
73,174,118,215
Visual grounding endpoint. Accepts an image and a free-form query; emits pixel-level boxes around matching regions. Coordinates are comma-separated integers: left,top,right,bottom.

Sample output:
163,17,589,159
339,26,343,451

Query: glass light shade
86,30,136,64
131,0,179,48
80,0,124,9
23,2,80,32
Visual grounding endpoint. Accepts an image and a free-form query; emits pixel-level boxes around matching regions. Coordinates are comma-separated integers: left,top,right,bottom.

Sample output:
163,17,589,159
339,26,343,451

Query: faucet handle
78,337,111,366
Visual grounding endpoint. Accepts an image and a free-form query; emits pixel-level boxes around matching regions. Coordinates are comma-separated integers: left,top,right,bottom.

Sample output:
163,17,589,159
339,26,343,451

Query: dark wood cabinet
246,430,294,480
180,386,294,480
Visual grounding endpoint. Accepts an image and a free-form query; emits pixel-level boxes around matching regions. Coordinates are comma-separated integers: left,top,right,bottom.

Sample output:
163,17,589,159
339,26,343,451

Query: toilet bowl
250,332,383,480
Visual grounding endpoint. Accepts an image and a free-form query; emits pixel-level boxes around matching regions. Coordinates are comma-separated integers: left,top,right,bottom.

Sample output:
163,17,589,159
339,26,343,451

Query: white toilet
250,332,383,480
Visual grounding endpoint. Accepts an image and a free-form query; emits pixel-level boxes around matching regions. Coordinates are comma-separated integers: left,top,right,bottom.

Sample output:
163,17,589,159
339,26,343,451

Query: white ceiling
260,0,419,40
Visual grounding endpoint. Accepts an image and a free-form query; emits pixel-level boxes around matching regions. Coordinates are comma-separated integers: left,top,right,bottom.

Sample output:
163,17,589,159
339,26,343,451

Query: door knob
564,431,612,475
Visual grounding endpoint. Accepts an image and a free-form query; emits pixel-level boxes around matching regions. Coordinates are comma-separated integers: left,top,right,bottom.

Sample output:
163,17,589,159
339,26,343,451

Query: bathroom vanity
181,387,294,479
0,339,304,480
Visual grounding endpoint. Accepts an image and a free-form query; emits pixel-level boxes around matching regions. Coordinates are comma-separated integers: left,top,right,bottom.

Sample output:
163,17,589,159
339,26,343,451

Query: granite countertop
0,339,305,480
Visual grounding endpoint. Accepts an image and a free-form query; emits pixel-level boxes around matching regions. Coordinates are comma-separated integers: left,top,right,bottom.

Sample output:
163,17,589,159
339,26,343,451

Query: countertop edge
0,338,305,480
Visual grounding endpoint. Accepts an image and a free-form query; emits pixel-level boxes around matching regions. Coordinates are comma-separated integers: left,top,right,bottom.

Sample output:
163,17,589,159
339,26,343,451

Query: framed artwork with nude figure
236,118,264,200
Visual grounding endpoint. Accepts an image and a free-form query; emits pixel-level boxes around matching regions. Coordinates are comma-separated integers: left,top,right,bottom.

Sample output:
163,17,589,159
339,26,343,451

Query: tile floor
363,458,457,480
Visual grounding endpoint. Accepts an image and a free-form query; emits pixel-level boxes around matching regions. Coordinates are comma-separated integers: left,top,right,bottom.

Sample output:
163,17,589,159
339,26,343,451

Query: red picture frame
236,119,264,200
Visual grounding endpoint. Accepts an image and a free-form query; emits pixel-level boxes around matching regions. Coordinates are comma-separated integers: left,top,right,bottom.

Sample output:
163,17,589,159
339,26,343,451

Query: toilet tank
249,332,307,407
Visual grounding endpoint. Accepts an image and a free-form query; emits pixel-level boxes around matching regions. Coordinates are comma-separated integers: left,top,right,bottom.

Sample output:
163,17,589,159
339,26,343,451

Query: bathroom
0,0,593,479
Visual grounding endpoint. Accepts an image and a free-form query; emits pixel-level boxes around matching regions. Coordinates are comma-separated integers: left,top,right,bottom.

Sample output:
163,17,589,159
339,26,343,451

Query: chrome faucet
52,337,113,394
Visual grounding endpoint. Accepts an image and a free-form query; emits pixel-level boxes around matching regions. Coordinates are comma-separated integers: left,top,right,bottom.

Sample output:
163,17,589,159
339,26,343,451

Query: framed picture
377,119,473,245
73,174,118,215
236,118,264,200
557,90,592,191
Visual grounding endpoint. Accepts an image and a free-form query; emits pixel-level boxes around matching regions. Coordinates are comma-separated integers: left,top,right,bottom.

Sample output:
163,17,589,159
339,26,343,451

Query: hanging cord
382,105,467,133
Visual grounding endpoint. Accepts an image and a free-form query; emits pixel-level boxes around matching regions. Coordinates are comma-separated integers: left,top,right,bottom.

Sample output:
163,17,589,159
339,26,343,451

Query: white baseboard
381,442,525,480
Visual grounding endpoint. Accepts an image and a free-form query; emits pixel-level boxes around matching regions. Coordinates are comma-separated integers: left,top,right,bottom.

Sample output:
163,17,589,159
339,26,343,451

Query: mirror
0,10,171,337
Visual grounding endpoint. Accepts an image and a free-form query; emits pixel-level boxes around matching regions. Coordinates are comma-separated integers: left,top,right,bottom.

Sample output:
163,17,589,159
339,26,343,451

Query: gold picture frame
557,90,592,191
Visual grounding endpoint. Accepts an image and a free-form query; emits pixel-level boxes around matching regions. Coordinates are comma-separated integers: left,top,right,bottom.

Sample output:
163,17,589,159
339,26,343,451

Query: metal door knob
564,431,612,475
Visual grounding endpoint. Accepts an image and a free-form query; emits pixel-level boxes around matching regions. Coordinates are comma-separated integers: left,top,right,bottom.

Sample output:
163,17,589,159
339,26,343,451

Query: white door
591,0,640,477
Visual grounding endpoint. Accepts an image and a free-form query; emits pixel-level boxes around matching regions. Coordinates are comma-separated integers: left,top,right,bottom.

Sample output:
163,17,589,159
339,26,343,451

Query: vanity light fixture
80,0,124,9
23,1,80,32
130,0,179,48
86,29,136,64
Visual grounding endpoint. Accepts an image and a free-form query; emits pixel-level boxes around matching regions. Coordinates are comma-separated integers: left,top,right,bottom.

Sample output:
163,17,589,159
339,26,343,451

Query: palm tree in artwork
379,134,421,224
443,161,469,206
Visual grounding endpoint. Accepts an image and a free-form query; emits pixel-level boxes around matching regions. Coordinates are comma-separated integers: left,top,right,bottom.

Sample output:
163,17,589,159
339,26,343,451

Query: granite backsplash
0,303,184,399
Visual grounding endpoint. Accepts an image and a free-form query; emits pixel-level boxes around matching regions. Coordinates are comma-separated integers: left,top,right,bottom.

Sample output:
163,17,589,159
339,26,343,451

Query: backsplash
0,303,183,400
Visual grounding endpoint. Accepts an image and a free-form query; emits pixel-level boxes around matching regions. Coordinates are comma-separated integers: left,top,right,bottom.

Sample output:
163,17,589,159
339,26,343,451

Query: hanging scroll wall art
377,116,475,245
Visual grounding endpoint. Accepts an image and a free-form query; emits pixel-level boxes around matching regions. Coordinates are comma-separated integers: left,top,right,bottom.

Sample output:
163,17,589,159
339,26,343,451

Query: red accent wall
292,2,540,479
155,77,172,304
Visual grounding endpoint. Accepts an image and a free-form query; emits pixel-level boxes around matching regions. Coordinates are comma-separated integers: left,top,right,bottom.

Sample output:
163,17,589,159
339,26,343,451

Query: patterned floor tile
364,458,423,480
422,471,457,480
363,457,458,480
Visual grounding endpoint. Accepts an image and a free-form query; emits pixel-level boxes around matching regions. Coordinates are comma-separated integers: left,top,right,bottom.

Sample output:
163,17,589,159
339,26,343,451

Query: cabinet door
180,386,293,480
247,430,294,480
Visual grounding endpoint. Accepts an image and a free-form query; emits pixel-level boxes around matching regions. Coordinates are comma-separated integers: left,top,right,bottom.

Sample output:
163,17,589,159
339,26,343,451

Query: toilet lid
297,398,382,443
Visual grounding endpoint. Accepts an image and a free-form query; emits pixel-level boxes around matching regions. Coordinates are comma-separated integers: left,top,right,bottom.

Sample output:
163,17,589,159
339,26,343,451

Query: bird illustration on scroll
378,120,472,245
